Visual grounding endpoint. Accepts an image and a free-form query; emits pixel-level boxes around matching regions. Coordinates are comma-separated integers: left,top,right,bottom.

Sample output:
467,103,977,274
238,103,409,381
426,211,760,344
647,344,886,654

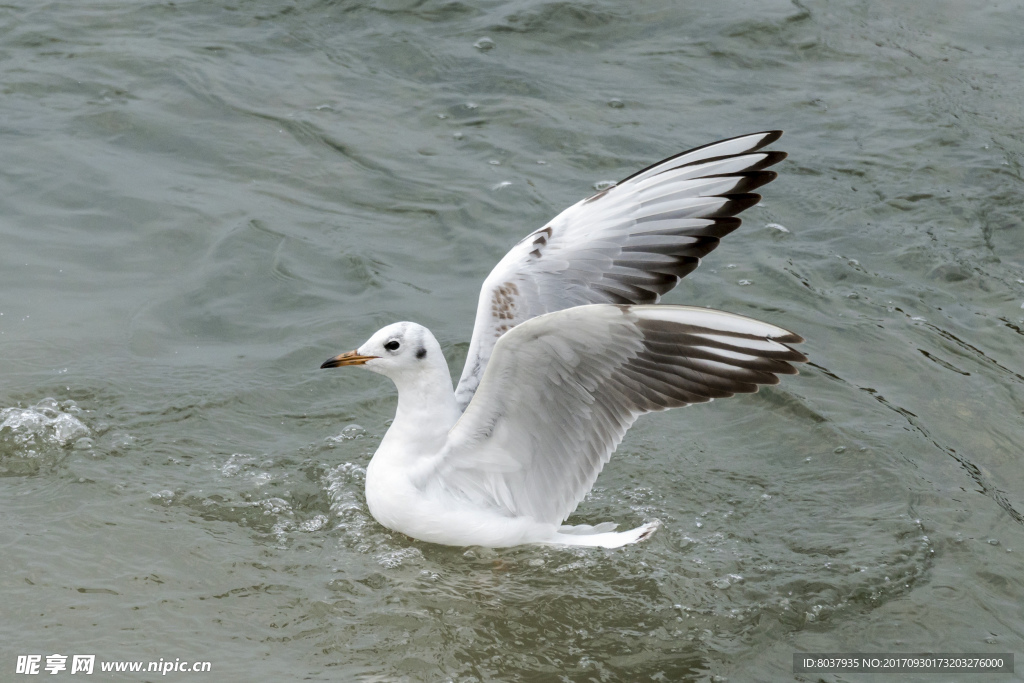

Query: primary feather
455,130,786,409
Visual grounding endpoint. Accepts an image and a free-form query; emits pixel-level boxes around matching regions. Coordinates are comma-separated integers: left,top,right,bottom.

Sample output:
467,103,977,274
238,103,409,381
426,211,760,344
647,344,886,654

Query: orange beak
320,350,379,369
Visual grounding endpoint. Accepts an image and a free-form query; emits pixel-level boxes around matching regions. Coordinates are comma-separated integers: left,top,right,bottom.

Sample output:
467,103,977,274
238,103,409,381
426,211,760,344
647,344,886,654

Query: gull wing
454,131,786,409
428,304,806,525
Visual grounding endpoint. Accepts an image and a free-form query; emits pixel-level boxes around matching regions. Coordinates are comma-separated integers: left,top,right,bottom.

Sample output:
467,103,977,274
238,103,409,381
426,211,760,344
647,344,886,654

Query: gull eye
384,340,400,352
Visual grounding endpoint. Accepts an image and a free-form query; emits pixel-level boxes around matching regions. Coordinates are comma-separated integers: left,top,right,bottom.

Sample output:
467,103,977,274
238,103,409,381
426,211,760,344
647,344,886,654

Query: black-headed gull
321,132,805,548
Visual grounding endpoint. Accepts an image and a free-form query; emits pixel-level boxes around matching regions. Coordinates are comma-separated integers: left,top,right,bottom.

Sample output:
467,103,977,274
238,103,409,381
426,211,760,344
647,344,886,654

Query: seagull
320,131,806,548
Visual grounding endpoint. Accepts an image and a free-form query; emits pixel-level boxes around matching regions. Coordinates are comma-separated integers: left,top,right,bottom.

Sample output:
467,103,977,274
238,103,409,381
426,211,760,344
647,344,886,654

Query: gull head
320,321,438,381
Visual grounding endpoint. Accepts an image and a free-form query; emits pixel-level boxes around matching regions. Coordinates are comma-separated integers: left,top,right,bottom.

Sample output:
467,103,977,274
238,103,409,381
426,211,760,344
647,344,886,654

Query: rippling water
2,0,1023,680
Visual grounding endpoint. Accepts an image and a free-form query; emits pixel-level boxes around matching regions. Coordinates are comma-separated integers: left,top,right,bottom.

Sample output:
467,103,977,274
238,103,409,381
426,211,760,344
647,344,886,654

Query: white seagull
321,131,806,548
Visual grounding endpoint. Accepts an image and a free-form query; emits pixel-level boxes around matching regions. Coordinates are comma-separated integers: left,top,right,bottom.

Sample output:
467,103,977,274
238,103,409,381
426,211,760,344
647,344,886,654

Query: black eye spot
384,340,400,352
416,347,427,359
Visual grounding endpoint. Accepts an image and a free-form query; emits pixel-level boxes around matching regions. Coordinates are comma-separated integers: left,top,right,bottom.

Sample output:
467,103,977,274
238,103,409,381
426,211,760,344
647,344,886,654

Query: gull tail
546,520,661,548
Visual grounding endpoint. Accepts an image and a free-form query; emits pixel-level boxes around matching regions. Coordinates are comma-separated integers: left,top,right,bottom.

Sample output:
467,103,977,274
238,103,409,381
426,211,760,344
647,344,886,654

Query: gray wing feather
455,131,786,410
430,304,806,525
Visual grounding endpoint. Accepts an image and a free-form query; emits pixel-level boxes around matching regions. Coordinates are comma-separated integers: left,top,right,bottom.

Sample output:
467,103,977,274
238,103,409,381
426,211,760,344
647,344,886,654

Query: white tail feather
546,520,661,548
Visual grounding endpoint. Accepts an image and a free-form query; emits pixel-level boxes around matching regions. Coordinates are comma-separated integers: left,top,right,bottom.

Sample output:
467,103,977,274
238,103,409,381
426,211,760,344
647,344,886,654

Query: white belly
364,455,554,547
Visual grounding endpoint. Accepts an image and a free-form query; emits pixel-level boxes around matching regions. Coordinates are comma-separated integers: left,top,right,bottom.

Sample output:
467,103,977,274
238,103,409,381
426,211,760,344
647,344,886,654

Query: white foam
0,398,90,451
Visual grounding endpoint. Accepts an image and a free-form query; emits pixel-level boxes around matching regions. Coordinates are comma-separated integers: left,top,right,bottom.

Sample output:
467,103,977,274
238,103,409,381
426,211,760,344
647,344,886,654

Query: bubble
607,98,624,108
473,37,495,51
300,515,328,532
376,547,424,568
107,432,136,454
713,574,743,589
592,180,616,191
222,453,256,476
326,424,366,445
260,497,291,515
766,222,789,233
737,279,752,286
553,559,594,573
150,490,175,504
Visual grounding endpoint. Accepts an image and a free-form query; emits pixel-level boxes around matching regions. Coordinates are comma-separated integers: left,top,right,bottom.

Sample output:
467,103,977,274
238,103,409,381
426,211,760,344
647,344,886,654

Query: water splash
325,461,371,543
0,398,89,447
324,462,425,566
0,398,91,475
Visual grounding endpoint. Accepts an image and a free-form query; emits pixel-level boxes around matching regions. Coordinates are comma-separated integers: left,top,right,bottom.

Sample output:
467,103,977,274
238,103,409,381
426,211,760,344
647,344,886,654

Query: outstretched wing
455,131,786,409
426,304,805,525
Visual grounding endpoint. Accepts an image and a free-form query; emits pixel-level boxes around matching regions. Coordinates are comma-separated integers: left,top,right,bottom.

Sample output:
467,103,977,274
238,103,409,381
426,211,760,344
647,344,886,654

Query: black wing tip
751,129,784,150
778,333,806,345
714,216,743,233
751,150,787,170
617,131,786,185
660,149,788,178
712,193,762,217
776,343,808,369
776,361,804,375
683,130,784,154
731,170,779,194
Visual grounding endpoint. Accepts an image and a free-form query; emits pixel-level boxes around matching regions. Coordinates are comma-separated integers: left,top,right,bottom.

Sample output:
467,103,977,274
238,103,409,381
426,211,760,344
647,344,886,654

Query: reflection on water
1,0,1023,679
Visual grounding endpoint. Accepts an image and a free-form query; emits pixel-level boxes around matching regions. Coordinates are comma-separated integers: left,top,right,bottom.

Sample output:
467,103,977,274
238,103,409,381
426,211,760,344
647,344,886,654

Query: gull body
328,320,662,547
320,132,806,548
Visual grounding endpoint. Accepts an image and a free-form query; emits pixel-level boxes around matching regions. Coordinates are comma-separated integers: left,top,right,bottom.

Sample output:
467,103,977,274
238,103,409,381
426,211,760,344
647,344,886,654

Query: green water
2,0,1023,680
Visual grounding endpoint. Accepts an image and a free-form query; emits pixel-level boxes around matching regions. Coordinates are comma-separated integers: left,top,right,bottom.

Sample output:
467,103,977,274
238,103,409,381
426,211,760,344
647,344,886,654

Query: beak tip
320,350,377,369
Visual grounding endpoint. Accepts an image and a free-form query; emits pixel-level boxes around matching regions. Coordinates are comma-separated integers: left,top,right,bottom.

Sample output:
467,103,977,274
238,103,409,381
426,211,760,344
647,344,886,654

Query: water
2,0,1023,680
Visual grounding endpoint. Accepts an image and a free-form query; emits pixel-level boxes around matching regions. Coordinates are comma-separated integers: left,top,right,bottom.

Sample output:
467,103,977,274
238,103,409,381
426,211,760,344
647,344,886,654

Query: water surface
2,0,1023,680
